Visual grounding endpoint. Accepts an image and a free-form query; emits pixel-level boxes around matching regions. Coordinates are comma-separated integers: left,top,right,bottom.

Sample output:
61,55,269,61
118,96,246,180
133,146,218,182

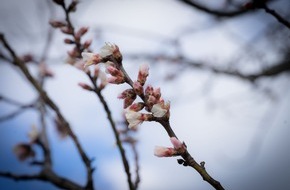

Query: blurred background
0,0,290,189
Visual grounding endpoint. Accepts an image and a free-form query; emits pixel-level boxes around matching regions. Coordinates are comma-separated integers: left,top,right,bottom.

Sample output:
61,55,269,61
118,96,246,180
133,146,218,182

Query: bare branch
179,0,250,17
263,4,290,30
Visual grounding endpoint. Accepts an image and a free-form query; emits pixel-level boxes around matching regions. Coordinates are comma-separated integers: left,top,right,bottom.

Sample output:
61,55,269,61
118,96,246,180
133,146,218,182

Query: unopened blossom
49,20,66,28
78,82,93,91
107,76,126,84
154,137,186,158
100,43,122,62
82,52,102,67
133,81,144,96
128,102,145,112
145,85,154,96
125,109,152,129
28,125,39,143
125,109,143,129
83,39,92,49
154,146,175,157
152,87,161,100
118,89,136,108
170,137,184,150
151,103,167,117
75,27,88,40
118,89,136,99
13,143,35,161
137,64,149,85
60,26,73,34
106,65,124,78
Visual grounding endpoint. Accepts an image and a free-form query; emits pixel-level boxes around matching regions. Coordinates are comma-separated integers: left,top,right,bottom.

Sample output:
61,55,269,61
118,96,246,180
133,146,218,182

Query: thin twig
0,103,35,122
88,74,134,190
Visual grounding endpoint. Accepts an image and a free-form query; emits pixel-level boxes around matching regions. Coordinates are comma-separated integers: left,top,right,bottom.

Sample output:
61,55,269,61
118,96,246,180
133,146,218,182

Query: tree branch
179,0,249,17
263,4,290,30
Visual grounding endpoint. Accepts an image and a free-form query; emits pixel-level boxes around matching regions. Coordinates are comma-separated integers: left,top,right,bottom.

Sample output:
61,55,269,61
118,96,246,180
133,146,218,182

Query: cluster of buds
154,137,186,157
81,43,170,130
13,125,40,161
49,0,92,65
81,43,122,67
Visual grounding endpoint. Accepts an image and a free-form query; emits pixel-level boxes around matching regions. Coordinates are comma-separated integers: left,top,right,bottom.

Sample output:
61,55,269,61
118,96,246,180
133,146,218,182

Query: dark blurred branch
127,53,290,82
263,4,290,30
179,0,249,17
0,103,35,122
0,170,83,190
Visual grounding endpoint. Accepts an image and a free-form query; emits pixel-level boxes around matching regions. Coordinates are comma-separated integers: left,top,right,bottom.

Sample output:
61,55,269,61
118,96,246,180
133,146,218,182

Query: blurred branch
0,170,83,190
179,0,250,17
0,103,35,122
263,4,290,30
126,53,290,82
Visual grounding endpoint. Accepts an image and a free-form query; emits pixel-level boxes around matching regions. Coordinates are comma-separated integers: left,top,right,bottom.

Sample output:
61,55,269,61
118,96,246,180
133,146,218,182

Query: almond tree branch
0,170,83,190
114,58,225,190
87,74,135,190
0,103,35,122
0,33,93,190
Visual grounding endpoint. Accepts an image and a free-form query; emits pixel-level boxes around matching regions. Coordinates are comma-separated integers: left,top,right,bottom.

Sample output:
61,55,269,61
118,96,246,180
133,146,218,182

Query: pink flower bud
128,102,145,112
75,27,89,40
64,38,75,44
49,20,66,28
154,146,175,157
153,87,161,100
145,85,154,96
107,76,125,84
170,137,183,149
133,81,144,96
60,26,73,34
100,43,122,62
83,39,92,49
137,64,149,85
82,52,102,67
118,89,136,99
78,82,93,91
